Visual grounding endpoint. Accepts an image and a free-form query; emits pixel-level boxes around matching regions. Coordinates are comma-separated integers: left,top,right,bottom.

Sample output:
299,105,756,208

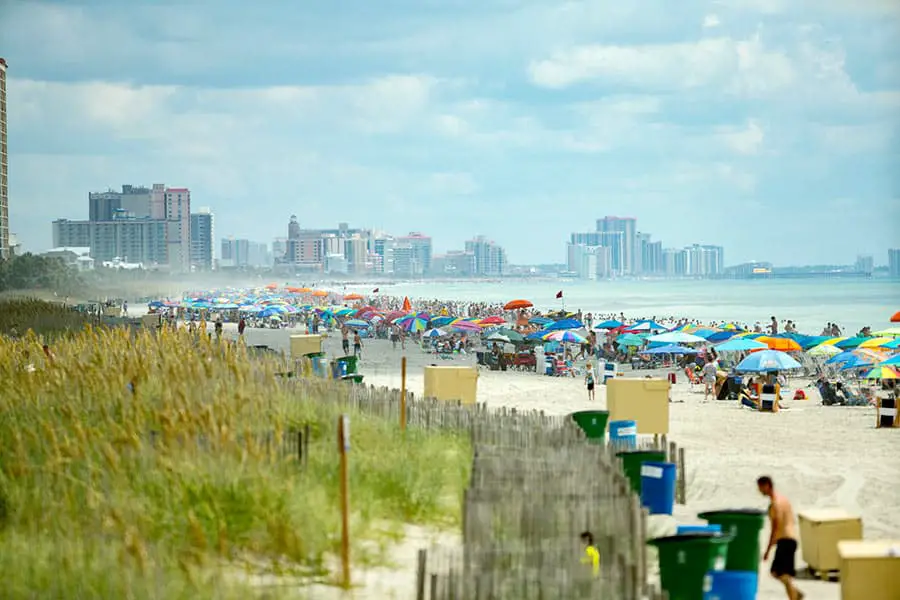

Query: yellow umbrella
858,337,895,348
820,337,846,346
872,327,900,337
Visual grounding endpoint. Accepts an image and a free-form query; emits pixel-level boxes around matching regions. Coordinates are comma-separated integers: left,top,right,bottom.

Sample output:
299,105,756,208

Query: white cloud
718,120,765,155
703,14,721,28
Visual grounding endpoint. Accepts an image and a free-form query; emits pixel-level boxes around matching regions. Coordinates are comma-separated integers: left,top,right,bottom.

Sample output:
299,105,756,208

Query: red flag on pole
555,290,563,299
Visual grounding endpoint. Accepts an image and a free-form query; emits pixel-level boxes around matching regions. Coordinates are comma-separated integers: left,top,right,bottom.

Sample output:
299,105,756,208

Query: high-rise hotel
0,58,9,259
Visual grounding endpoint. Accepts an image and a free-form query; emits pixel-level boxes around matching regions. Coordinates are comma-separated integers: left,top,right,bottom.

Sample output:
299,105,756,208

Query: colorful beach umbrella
344,319,369,328
480,316,506,325
757,336,802,352
863,366,899,380
714,338,768,352
594,319,623,329
872,327,900,337
807,344,842,357
544,330,587,344
735,350,802,373
451,321,482,333
423,328,446,338
858,337,895,349
343,293,364,301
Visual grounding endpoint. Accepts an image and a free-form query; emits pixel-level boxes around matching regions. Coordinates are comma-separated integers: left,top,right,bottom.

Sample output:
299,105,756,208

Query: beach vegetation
0,325,471,598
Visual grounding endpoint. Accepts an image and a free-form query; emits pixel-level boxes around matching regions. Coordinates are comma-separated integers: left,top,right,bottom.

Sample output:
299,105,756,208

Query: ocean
343,278,899,334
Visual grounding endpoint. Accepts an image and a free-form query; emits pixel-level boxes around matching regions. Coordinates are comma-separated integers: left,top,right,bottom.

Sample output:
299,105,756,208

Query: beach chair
555,359,570,377
876,394,898,428
684,366,700,386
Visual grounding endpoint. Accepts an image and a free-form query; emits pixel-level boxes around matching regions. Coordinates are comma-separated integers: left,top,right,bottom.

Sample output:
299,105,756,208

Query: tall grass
0,298,95,337
0,324,471,598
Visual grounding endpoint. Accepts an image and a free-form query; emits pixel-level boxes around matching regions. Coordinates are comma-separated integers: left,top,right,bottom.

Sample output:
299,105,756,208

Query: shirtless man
758,476,804,600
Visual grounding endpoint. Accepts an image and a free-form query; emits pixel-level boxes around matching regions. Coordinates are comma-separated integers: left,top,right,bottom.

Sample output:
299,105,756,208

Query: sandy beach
232,324,899,600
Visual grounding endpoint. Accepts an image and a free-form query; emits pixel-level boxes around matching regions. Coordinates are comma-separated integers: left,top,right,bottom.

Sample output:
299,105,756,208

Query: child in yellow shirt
580,531,600,576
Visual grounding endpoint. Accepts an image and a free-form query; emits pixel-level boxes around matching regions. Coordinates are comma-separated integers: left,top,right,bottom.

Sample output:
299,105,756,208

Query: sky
2,0,899,266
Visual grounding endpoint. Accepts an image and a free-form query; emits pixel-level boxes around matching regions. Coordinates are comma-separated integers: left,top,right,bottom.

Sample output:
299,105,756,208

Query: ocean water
345,278,899,335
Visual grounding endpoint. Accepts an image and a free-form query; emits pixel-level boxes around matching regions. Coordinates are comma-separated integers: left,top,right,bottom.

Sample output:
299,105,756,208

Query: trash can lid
698,509,766,519
647,533,730,547
616,450,666,458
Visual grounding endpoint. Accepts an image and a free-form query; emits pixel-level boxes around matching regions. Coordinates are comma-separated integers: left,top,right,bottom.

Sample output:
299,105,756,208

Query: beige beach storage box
141,314,162,329
289,334,324,360
798,508,863,574
837,540,900,600
424,366,478,405
606,378,670,434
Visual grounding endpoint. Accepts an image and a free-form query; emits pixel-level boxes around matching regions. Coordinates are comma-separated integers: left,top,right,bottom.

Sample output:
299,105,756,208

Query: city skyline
2,3,899,264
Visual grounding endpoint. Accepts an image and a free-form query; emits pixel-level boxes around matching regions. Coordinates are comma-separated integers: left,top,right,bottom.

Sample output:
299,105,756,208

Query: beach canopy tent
594,319,623,329
640,344,698,355
544,318,583,331
647,331,706,344
714,338,768,352
735,350,802,373
504,299,533,310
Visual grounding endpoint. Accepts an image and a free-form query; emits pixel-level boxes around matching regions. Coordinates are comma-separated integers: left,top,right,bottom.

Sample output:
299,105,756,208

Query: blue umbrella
529,316,554,326
430,316,455,327
880,354,900,366
706,331,737,343
735,350,802,373
714,338,768,352
344,319,369,328
544,318,583,331
800,335,831,350
835,337,867,349
423,328,446,338
839,355,876,370
825,351,857,365
640,344,698,355
594,319,623,329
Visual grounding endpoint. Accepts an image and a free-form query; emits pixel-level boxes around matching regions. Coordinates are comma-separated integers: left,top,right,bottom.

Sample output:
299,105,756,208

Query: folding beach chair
759,384,779,412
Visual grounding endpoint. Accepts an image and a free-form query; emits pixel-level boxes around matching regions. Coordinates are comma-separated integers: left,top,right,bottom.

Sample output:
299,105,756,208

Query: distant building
190,208,214,270
889,249,900,278
89,185,153,221
0,57,8,260
685,244,725,277
52,218,168,266
432,251,476,276
566,243,611,279
596,217,636,275
662,248,688,277
636,232,664,275
465,235,507,276
396,232,433,275
42,247,94,272
855,255,874,275
724,261,773,278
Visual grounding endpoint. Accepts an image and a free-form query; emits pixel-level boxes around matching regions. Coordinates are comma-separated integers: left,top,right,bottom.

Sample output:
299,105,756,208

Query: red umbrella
480,316,506,325
891,311,900,323
504,299,533,310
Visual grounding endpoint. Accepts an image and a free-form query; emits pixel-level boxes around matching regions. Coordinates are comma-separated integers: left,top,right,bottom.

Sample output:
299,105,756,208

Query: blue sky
2,0,899,265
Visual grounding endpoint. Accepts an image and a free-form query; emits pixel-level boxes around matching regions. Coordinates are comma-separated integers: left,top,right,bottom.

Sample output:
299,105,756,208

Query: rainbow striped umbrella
864,366,899,380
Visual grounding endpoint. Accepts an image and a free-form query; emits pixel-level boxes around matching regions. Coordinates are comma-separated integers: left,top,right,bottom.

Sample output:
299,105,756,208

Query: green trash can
569,410,610,443
340,374,364,384
617,450,666,494
336,355,359,374
648,533,732,600
697,509,766,572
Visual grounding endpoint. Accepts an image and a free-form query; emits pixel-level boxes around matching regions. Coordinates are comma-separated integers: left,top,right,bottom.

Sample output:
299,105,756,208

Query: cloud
703,14,721,28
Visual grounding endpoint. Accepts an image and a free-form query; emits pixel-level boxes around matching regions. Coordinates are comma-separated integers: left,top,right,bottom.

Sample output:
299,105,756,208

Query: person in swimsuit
758,476,804,600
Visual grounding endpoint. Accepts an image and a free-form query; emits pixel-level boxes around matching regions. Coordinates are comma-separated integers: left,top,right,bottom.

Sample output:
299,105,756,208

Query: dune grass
0,297,96,338
0,321,471,599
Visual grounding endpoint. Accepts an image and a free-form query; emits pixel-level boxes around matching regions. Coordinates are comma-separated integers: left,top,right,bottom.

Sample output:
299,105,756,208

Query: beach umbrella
595,319,623,329
863,366,899,380
504,299,533,310
757,336,802,352
691,328,718,339
423,328,446,338
735,350,802,373
544,318,583,331
485,333,511,343
529,316,553,326
640,344,698,355
807,344,842,357
872,327,900,337
616,336,644,347
312,290,329,298
881,339,900,350
800,336,831,350
835,337,867,349
858,337,895,349
265,283,278,290
402,297,412,312
334,308,355,317
648,331,706,344
491,327,524,343
714,338,768,352
430,316,455,327
343,293,364,301
544,330,587,344
707,331,738,343
451,321,482,333
891,311,900,323
480,316,506,325
825,350,857,365
344,319,369,328
880,355,900,366
402,317,427,333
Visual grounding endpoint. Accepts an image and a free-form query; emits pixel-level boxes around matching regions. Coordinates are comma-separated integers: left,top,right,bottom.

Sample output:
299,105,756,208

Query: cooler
424,365,479,405
606,378,671,434
798,508,863,575
838,540,900,600
290,334,324,360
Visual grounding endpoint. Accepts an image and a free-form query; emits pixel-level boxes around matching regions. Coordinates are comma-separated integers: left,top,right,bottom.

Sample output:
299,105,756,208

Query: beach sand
237,325,900,599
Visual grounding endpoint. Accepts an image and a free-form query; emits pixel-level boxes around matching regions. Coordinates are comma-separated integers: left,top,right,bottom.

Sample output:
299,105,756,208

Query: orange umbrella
892,311,900,323
285,286,303,293
298,287,312,293
265,283,278,290
757,336,801,352
402,296,412,312
311,290,329,298
344,293,364,301
504,299,533,310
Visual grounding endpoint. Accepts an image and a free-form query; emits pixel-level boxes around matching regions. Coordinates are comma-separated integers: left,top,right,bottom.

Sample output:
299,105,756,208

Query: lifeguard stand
875,392,898,428
759,383,780,413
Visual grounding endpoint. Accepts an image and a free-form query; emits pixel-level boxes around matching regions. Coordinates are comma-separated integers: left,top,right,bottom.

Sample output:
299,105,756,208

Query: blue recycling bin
677,525,722,536
640,461,677,515
608,419,637,449
703,570,758,600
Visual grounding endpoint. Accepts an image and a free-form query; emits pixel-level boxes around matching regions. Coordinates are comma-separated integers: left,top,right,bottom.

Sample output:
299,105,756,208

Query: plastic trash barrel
698,509,766,573
649,533,732,600
703,570,758,600
337,355,359,374
677,525,722,536
640,461,677,515
617,449,666,494
570,410,610,443
608,420,637,449
305,352,327,377
340,374,364,384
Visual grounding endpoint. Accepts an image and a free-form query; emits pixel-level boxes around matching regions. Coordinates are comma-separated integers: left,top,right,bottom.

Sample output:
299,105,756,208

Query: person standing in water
758,476,804,600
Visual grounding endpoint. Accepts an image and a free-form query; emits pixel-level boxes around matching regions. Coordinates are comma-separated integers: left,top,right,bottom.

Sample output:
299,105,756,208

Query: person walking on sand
702,357,718,401
758,476,804,600
585,363,596,401
579,531,600,577
353,331,362,358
